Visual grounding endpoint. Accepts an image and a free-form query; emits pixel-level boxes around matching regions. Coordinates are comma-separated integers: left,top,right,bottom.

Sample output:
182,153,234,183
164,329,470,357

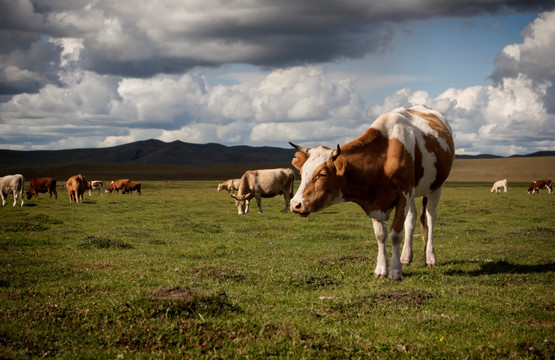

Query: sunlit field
1,181,554,359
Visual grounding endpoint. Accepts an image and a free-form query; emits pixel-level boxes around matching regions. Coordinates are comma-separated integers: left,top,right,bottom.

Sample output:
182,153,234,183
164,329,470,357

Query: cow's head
26,190,35,200
230,193,251,215
289,142,346,216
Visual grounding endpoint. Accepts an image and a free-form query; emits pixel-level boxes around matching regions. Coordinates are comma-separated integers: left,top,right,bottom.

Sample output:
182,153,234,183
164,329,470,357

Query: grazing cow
231,168,295,214
105,179,130,194
27,177,57,200
527,180,552,194
217,179,241,194
490,179,507,193
122,182,141,195
66,174,88,204
88,180,104,196
289,105,454,280
0,174,25,207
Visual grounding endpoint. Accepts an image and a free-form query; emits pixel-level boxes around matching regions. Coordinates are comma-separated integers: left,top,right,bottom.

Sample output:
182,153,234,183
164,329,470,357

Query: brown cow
231,168,294,214
289,105,454,281
27,177,57,200
66,174,88,204
105,179,130,194
122,182,141,195
527,180,552,194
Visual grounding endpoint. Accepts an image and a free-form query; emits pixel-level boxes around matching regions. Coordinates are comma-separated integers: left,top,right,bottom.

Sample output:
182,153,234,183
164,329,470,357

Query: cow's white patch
292,146,334,206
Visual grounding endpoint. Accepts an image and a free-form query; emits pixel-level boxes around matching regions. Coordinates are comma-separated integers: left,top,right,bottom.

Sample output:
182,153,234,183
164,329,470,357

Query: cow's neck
338,128,399,215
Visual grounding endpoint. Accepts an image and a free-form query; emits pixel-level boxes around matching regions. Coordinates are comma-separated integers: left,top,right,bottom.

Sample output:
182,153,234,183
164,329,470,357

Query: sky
1,0,555,156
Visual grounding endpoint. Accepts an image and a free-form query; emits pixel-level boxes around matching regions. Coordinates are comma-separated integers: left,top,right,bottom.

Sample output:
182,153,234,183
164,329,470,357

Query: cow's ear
292,152,308,170
334,155,346,176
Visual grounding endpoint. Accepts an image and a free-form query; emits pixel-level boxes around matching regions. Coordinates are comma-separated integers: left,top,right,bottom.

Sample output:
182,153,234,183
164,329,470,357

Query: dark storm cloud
2,0,553,85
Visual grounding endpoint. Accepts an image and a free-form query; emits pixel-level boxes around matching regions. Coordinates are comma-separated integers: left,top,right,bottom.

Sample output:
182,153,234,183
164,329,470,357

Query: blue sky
0,1,554,156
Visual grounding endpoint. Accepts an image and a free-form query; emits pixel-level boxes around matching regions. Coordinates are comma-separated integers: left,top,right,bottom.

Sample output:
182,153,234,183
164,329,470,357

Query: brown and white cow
490,179,507,193
527,180,552,194
27,177,57,200
289,105,454,280
105,179,130,194
0,174,25,207
66,174,88,204
217,179,241,194
231,168,295,214
87,180,104,196
122,182,141,195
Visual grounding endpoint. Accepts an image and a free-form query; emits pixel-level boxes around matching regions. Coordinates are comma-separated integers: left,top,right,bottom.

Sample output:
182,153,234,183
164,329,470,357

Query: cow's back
370,106,454,196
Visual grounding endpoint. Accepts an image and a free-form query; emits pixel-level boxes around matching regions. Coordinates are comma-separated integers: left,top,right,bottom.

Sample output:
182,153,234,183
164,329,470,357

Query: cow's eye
318,172,327,178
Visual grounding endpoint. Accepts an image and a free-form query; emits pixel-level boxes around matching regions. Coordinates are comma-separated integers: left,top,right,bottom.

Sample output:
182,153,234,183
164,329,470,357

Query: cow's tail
420,196,428,246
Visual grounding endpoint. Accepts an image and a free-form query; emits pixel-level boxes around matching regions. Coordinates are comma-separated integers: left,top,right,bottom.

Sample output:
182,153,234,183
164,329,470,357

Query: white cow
88,180,104,196
217,179,241,194
490,179,507,193
0,174,25,207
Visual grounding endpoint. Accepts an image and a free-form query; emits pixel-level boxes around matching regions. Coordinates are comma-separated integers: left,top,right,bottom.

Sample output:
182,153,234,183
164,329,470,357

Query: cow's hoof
401,261,411,266
426,263,436,268
374,273,386,279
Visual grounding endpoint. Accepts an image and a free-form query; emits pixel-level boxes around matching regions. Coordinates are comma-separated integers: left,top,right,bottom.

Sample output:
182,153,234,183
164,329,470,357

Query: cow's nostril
294,202,302,209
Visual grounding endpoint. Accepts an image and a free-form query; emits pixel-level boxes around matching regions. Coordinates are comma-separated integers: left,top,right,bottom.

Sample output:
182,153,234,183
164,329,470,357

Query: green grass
1,182,554,359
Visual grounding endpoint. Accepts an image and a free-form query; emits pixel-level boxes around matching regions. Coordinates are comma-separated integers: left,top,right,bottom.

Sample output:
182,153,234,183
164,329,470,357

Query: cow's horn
331,144,341,158
289,142,310,155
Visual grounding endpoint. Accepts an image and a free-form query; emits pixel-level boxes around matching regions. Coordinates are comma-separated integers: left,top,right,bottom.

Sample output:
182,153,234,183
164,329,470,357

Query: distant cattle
490,179,507,193
66,174,88,204
27,177,57,200
0,174,25,207
527,180,552,194
122,182,141,195
105,179,130,194
217,179,241,194
231,168,295,214
88,180,104,196
289,105,454,280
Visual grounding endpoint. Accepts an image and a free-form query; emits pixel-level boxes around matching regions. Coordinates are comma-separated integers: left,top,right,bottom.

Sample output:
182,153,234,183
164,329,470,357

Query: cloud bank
1,1,554,155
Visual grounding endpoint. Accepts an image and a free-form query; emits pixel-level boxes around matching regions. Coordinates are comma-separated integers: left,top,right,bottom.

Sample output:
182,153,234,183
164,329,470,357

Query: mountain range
0,139,553,168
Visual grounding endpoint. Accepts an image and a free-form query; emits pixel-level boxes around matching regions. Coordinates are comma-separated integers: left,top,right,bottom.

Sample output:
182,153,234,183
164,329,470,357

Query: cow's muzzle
290,200,310,217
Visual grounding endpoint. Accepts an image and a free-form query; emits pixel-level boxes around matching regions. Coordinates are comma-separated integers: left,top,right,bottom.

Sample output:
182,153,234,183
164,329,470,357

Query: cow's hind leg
400,199,417,265
422,188,443,267
371,219,388,278
388,195,410,280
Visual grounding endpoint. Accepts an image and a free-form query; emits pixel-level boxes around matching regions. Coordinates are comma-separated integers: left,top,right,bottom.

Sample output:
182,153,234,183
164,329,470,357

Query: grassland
1,180,554,359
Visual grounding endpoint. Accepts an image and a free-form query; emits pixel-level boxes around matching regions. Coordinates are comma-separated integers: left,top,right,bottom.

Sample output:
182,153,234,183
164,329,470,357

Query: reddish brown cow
527,180,552,194
66,174,88,204
27,177,57,200
289,105,454,281
106,179,130,194
122,182,141,195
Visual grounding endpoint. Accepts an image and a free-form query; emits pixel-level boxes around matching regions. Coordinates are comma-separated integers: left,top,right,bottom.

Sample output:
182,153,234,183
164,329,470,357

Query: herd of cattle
0,174,141,206
0,106,553,281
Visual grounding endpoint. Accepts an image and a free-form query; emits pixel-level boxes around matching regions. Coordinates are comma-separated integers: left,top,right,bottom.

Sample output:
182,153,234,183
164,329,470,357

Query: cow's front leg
255,195,263,213
371,219,388,278
244,199,250,214
1,192,6,206
400,199,416,265
389,196,410,280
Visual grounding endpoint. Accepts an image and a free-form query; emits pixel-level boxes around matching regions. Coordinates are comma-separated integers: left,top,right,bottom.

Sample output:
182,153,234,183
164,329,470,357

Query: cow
0,174,25,207
289,105,454,281
490,179,507,193
105,179,130,194
122,182,141,195
527,180,552,194
217,179,241,194
66,174,88,204
230,168,295,215
26,177,57,200
87,180,104,196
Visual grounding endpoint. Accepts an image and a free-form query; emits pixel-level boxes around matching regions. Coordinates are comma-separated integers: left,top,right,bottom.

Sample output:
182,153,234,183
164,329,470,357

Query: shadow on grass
444,260,555,276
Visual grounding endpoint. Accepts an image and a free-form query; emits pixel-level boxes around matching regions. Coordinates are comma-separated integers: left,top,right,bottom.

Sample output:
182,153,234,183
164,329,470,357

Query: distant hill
0,139,297,167
0,139,553,168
